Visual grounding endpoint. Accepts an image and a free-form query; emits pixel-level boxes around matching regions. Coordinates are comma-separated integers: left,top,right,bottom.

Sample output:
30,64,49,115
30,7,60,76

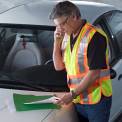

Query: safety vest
64,23,112,104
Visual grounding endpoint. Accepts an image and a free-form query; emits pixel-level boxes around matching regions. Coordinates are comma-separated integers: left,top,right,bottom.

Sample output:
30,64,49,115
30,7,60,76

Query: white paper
24,96,60,104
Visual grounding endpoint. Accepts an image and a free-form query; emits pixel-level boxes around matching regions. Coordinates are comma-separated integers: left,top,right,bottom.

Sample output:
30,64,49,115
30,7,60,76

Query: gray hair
49,1,81,19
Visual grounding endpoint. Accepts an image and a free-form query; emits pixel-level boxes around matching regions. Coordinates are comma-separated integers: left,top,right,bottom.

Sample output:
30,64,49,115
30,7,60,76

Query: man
49,1,112,122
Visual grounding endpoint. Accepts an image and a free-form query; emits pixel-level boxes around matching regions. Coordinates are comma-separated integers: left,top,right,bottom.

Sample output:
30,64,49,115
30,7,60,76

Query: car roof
0,0,116,26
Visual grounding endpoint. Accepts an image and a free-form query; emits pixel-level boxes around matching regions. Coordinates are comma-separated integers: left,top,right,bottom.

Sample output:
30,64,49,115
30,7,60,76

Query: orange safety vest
64,23,112,104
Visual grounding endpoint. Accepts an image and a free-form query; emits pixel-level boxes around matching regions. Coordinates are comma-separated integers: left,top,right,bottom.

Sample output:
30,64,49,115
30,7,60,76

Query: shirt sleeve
87,32,107,70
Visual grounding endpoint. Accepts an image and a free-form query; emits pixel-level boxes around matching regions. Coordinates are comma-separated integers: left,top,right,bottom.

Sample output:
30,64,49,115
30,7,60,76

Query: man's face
54,16,74,35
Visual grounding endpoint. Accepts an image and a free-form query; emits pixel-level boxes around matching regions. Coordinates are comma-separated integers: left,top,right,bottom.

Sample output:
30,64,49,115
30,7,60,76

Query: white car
0,1,122,122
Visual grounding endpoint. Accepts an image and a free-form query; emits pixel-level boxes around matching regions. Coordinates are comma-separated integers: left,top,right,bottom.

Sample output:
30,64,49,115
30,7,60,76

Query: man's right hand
54,27,65,48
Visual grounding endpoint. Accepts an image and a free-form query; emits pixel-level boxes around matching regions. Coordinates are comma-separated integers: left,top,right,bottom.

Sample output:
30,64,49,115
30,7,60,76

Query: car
0,0,122,122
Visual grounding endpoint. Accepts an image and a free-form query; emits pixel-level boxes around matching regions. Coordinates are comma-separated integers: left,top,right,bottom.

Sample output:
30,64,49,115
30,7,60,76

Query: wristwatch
70,90,77,99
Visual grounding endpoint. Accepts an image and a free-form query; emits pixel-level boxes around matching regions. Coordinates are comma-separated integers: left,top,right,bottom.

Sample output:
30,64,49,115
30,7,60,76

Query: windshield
0,25,68,92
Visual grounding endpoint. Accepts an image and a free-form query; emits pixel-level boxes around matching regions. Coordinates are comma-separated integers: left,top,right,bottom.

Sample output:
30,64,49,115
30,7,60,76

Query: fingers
55,27,65,34
54,93,72,105
54,27,65,41
52,94,61,104
53,99,64,105
52,94,65,105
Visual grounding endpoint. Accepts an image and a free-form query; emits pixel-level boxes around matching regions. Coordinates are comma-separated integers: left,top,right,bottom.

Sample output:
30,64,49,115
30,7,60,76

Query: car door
94,10,122,121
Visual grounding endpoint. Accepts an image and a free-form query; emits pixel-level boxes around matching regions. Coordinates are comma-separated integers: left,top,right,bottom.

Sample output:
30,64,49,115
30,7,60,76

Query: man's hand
54,27,65,47
53,92,73,105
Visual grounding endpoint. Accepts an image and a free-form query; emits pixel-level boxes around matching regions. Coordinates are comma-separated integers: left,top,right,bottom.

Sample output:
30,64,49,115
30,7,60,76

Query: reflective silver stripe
69,69,110,85
68,78,83,85
77,54,85,72
100,70,110,78
82,91,89,103
77,28,92,72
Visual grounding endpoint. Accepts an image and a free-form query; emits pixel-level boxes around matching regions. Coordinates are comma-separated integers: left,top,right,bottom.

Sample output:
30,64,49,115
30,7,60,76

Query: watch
70,90,77,99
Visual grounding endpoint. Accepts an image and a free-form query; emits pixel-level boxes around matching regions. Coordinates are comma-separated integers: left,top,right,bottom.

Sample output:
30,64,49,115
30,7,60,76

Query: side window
93,24,112,64
105,11,122,53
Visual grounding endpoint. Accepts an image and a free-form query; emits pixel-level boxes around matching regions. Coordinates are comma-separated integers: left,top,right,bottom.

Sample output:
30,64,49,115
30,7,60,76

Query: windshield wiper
0,79,50,91
0,79,69,92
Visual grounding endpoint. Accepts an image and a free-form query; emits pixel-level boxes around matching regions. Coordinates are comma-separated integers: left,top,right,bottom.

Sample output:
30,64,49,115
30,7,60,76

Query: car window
105,11,122,53
0,26,54,72
92,23,113,64
0,25,68,91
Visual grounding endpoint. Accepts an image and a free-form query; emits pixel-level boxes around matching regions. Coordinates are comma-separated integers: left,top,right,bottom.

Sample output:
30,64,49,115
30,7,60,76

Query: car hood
0,88,78,122
0,0,116,26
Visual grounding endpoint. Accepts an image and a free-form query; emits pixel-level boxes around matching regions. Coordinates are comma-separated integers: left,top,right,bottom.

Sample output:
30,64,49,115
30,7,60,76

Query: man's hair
49,1,81,19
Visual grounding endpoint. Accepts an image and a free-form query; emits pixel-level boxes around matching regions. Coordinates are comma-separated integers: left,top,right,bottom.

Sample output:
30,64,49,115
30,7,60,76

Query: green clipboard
13,93,60,111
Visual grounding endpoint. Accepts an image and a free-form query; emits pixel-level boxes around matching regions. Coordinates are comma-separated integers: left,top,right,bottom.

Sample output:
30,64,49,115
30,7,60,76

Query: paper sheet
24,96,60,104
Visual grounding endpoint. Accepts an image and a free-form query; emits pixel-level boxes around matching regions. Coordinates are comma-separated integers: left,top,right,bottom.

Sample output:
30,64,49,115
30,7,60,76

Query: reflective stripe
68,73,86,78
69,69,110,87
77,27,96,73
77,25,92,73
77,37,89,72
68,78,83,85
100,70,110,78
82,91,89,103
